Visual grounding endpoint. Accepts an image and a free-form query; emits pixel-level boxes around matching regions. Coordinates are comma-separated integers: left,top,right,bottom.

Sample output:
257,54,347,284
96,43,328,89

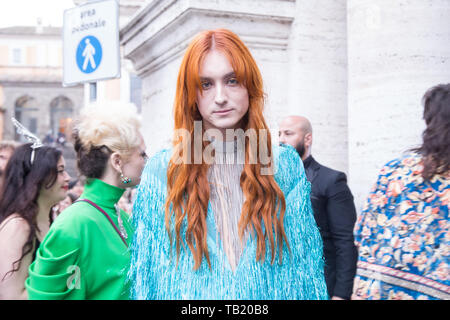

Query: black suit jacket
304,156,357,299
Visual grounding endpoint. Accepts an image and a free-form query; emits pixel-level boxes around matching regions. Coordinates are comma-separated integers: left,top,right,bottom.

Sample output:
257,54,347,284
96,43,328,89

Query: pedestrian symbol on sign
76,35,102,74
82,39,96,70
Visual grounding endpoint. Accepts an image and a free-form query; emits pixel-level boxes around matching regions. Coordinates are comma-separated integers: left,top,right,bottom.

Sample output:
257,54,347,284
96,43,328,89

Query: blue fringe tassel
128,144,328,300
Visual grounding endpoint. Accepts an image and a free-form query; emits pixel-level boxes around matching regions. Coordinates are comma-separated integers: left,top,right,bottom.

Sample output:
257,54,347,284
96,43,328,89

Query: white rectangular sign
63,0,120,86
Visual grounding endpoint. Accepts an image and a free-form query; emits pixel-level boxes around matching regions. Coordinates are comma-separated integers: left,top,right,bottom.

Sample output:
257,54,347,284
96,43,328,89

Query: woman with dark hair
26,101,146,300
352,83,450,300
413,84,450,179
0,144,70,299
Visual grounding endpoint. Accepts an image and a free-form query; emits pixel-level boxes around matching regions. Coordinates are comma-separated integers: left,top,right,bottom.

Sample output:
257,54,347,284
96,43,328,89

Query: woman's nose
214,84,227,105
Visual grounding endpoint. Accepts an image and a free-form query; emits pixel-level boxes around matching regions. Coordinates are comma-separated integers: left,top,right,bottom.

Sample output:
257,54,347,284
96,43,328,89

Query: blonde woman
26,101,147,300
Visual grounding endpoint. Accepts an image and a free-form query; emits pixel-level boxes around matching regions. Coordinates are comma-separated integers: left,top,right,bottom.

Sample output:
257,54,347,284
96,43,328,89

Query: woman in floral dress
352,84,449,300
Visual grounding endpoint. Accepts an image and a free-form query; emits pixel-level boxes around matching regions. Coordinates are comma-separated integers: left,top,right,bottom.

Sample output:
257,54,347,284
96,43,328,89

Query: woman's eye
227,78,238,85
201,81,212,89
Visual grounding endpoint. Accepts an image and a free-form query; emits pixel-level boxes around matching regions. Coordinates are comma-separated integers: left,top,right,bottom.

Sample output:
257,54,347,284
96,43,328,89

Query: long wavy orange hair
165,29,289,270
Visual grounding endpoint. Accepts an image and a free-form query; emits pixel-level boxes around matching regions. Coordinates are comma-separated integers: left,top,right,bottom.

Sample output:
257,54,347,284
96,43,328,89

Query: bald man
279,116,357,300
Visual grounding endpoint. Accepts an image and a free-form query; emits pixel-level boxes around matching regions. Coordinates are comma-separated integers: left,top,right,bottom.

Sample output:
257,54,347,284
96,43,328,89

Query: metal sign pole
89,82,97,102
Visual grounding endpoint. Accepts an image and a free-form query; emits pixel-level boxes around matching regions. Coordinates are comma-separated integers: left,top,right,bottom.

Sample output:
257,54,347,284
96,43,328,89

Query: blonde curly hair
75,100,142,159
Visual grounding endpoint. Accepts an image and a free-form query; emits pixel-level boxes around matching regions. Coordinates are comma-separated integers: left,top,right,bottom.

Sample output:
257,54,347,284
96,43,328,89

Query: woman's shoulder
0,214,30,239
0,214,31,265
273,144,305,194
46,200,108,244
376,152,424,184
38,207,82,254
378,152,448,193
140,148,172,183
148,148,172,168
54,200,103,227
382,152,422,171
274,143,302,165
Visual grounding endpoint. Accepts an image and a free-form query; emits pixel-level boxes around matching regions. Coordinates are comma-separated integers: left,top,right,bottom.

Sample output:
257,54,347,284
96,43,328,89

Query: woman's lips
62,186,69,191
214,109,232,115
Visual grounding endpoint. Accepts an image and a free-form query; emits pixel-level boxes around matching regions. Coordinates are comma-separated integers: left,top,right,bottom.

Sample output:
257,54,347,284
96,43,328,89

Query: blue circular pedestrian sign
76,35,102,74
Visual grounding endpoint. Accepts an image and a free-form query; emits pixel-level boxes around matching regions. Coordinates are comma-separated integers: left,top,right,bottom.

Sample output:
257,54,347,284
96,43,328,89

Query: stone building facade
0,25,84,177
0,1,146,178
120,0,450,211
0,26,83,142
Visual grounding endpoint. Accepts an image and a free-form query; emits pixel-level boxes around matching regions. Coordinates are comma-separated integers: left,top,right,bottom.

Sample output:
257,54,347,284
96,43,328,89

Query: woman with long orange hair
129,29,328,299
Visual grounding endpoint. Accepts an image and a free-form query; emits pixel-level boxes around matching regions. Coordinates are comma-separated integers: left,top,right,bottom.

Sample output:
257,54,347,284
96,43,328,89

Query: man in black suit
278,115,357,300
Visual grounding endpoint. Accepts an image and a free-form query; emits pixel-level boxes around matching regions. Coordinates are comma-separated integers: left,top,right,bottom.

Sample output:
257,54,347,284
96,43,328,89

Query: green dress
26,179,134,300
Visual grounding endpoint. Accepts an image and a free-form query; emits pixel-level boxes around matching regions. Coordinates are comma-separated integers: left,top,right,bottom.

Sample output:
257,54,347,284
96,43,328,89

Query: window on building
12,48,23,65
14,95,39,141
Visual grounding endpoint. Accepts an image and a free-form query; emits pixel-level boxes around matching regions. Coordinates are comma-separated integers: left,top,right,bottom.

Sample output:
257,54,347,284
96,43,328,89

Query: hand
331,296,345,300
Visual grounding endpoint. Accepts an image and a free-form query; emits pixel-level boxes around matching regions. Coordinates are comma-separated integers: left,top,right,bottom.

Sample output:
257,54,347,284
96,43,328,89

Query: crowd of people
0,29,448,300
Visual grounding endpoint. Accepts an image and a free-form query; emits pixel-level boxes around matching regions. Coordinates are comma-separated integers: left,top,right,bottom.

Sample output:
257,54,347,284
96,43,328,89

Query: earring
120,172,132,184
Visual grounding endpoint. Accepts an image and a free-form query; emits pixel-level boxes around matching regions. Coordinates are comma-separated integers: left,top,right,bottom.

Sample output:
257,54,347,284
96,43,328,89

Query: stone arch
49,95,74,137
14,95,39,141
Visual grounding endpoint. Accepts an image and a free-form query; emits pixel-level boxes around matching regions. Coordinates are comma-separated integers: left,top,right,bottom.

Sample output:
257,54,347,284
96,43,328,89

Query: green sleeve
25,223,85,300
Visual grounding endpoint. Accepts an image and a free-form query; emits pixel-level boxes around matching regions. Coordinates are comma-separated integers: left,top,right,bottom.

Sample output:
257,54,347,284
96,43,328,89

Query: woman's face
40,156,71,206
196,49,249,135
121,133,147,188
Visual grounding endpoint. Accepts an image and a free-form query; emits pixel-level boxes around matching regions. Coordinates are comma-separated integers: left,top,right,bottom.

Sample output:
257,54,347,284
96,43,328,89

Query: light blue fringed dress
128,143,328,300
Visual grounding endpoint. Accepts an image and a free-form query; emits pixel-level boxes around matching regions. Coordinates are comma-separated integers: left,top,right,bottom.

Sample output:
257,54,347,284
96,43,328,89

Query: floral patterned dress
353,153,449,300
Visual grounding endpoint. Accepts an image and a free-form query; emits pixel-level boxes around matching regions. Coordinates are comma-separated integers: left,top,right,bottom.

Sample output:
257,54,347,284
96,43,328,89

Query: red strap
76,199,128,248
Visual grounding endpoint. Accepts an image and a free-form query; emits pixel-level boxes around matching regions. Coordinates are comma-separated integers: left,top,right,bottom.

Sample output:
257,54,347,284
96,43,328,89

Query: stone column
285,0,348,174
120,0,295,155
348,0,450,209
